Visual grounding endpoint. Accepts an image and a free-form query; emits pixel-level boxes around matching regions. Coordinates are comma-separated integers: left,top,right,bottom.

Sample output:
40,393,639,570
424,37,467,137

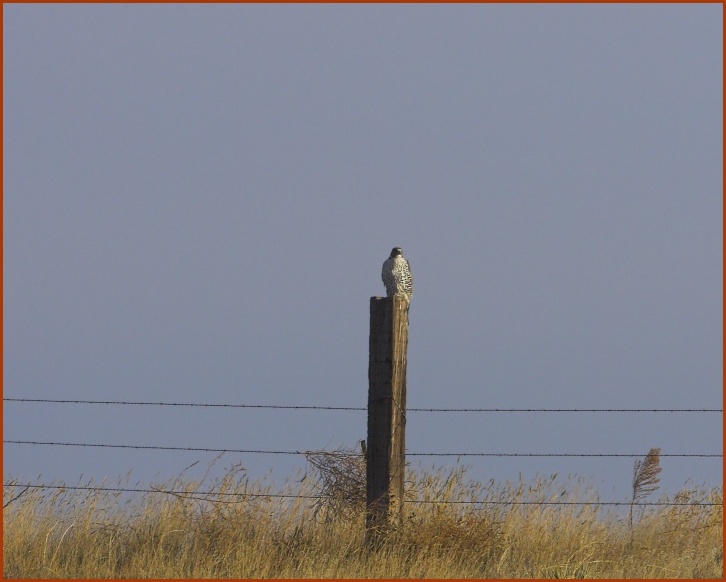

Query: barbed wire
3,398,364,411
4,397,722,413
3,482,721,507
3,482,318,500
6,399,721,509
5,440,721,458
5,440,302,455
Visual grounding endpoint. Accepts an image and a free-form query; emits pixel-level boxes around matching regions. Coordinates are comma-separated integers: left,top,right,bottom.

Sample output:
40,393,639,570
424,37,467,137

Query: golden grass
4,464,722,578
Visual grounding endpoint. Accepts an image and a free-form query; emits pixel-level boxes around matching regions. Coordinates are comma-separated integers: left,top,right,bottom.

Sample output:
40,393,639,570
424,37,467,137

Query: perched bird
381,247,413,300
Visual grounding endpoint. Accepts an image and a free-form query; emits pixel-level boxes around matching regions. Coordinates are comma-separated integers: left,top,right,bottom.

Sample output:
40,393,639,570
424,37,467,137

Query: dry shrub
304,446,366,520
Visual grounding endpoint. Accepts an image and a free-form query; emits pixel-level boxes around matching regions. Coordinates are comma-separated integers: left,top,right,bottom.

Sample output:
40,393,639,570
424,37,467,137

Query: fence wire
3,482,722,507
4,440,722,458
5,397,722,510
4,397,722,412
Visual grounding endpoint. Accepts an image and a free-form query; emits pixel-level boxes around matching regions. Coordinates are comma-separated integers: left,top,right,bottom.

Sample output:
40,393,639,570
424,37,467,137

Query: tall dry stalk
630,447,662,531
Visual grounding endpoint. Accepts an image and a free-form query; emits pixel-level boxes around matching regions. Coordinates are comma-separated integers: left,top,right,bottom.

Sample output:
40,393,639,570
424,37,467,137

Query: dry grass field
3,460,722,578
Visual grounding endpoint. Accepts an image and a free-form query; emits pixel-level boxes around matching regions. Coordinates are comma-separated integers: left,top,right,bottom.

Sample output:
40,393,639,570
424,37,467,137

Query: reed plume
630,447,662,530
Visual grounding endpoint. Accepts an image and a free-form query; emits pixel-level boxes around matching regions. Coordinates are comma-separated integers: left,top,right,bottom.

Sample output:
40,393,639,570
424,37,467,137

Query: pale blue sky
4,4,722,502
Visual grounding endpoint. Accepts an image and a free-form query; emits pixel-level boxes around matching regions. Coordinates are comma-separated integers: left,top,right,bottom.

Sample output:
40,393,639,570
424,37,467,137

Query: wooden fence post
366,295,409,545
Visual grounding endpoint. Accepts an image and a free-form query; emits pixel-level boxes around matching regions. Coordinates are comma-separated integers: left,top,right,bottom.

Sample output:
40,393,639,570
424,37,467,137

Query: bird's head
390,247,403,257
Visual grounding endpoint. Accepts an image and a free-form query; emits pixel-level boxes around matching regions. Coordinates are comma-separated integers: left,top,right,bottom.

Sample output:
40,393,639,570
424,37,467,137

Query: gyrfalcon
381,247,413,300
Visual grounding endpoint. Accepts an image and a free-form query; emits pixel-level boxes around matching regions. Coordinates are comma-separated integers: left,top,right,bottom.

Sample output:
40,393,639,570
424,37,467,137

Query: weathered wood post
366,295,409,544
